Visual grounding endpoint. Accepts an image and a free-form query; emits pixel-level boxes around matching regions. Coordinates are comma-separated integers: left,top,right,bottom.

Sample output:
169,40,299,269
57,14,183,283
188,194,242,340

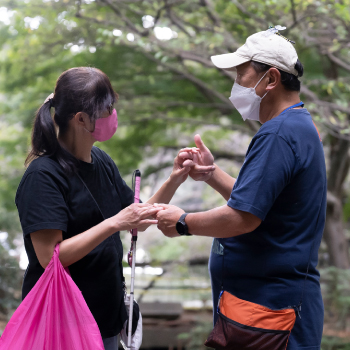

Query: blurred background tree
0,0,350,347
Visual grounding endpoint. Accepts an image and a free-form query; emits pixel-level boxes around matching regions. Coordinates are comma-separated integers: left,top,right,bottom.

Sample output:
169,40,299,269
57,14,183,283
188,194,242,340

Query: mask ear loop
254,70,269,99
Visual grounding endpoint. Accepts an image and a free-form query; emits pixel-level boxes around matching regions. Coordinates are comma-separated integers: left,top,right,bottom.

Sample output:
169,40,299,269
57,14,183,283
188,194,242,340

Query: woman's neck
58,130,94,163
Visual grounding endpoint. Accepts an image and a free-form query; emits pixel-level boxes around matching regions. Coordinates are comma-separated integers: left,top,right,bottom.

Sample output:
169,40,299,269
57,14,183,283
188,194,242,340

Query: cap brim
211,53,250,69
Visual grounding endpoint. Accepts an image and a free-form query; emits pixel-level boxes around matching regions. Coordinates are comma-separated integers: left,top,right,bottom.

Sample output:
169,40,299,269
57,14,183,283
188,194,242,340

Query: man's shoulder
258,108,316,141
278,109,321,144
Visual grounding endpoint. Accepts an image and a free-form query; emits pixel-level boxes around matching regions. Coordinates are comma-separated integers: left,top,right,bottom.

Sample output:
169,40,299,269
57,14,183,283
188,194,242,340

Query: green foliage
178,318,214,350
0,243,23,316
148,235,191,262
343,197,350,222
321,267,350,330
322,337,350,350
1,0,348,181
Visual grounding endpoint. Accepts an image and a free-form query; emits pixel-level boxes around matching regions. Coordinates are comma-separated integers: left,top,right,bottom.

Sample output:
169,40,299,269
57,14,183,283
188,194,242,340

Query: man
156,27,326,349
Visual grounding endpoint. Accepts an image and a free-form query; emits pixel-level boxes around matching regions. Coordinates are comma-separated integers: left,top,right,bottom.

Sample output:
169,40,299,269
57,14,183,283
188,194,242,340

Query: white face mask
229,71,269,122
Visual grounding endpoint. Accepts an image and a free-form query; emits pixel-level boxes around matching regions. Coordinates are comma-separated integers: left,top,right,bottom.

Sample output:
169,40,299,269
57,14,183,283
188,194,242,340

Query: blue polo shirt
209,107,326,350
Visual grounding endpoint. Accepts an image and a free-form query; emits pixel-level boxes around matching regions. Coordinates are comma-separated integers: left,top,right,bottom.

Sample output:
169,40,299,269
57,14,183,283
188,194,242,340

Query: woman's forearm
205,164,236,201
59,217,116,267
31,218,118,269
31,204,159,268
147,177,181,205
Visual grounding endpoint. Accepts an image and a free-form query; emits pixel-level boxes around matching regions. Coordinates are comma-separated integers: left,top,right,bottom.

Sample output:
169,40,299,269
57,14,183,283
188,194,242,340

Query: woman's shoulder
91,147,126,185
92,146,120,172
24,156,67,179
16,156,69,199
92,146,112,162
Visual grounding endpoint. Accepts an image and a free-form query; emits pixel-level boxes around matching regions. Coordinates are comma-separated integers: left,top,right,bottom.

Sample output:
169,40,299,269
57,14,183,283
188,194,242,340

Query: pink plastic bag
0,244,104,350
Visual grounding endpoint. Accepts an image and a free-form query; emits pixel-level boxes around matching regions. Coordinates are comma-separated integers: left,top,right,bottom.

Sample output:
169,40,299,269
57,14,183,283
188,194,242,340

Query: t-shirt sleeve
228,134,298,221
119,176,136,209
15,170,69,236
110,164,139,209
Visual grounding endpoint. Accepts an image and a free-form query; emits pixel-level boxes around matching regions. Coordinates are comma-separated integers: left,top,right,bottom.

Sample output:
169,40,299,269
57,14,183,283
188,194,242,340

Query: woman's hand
112,203,163,231
178,134,215,182
169,147,198,185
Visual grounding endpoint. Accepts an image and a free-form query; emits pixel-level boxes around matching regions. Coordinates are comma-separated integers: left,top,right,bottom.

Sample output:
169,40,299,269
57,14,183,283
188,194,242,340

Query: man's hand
154,204,185,237
179,134,215,182
172,143,215,185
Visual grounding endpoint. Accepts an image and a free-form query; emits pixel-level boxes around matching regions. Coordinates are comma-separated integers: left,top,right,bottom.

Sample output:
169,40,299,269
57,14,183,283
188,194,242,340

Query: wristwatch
176,213,192,236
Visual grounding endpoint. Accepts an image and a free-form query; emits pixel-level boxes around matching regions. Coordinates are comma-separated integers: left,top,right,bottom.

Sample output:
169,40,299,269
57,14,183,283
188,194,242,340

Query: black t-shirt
15,146,134,338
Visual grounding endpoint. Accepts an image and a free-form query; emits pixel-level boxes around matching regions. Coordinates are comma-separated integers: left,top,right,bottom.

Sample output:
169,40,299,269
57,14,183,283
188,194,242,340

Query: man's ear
266,68,281,91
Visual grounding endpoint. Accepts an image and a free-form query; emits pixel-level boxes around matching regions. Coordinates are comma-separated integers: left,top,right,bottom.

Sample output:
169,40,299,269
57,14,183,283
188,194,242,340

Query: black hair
26,67,118,174
250,59,304,92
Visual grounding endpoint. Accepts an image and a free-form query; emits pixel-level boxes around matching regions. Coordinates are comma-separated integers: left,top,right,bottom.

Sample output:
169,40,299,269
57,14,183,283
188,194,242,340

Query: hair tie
48,98,55,108
44,93,55,108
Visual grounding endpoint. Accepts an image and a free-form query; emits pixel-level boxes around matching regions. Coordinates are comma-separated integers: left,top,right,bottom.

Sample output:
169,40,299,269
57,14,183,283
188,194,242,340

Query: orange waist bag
204,291,296,350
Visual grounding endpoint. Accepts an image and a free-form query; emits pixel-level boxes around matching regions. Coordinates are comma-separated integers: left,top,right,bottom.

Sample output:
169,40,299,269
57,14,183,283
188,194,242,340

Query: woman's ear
266,68,281,91
74,112,86,125
74,112,94,132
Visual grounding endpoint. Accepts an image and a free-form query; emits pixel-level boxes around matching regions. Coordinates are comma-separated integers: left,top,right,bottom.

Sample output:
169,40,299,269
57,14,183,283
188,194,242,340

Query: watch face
176,221,185,234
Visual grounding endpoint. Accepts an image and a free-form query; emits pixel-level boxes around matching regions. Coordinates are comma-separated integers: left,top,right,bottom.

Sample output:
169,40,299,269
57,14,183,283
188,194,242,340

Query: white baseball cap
211,26,299,76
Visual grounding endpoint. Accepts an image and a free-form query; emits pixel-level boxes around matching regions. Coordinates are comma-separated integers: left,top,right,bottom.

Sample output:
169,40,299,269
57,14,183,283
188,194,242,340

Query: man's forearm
185,205,261,238
205,164,236,201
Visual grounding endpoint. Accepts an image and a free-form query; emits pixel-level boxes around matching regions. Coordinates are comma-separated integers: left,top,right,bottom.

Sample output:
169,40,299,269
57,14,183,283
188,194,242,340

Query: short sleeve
228,134,298,221
119,175,136,209
15,170,68,236
111,165,139,209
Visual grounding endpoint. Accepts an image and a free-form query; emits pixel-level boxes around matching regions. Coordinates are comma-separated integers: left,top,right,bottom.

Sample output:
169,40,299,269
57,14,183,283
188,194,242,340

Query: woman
15,67,213,350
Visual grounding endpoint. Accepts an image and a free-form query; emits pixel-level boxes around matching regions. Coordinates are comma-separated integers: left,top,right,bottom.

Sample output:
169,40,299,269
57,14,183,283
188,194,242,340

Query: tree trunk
323,136,350,268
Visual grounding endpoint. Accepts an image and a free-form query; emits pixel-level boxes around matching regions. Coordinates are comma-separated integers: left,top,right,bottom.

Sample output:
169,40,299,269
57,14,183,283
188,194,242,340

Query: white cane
127,170,141,350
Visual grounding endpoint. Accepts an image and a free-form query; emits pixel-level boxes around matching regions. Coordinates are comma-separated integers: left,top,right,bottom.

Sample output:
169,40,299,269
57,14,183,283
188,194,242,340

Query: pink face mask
91,109,118,142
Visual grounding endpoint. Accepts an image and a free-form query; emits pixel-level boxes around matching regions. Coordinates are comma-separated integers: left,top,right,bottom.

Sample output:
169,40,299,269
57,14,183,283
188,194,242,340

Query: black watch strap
176,213,192,236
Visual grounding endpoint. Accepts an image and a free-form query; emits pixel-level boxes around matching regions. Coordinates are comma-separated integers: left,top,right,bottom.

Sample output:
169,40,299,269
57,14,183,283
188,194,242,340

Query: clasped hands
154,134,215,237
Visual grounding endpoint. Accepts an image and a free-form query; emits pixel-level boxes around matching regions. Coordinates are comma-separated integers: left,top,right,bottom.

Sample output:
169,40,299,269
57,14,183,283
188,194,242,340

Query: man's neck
260,91,301,124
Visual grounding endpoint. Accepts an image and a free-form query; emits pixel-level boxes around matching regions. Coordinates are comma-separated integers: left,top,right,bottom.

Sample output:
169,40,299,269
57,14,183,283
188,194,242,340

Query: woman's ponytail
25,99,78,173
